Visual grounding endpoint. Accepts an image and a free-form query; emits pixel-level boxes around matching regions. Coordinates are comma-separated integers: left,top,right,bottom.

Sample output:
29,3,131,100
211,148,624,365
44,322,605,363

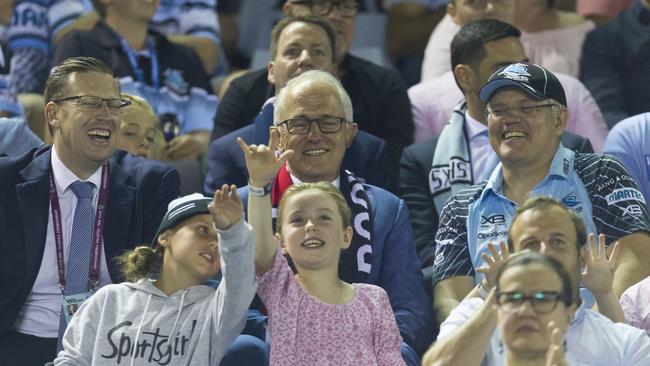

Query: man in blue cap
431,62,650,325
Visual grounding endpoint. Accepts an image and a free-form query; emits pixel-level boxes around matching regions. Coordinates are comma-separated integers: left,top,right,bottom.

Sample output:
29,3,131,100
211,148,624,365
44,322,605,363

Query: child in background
117,94,161,159
54,187,257,365
238,131,406,365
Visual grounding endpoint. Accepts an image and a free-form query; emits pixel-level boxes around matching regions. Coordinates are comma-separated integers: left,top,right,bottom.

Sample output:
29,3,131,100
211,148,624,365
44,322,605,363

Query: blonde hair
116,246,163,282
277,182,351,235
121,93,157,119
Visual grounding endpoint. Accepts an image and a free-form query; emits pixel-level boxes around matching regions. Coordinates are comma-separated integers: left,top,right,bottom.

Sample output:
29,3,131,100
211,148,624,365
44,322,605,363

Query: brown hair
269,14,337,62
507,196,587,254
116,246,163,282
44,56,115,104
277,182,351,235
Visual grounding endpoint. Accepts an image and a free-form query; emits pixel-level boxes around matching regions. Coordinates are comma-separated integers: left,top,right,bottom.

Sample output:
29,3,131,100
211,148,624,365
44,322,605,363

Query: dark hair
91,0,106,17
116,246,163,282
270,14,337,62
450,19,521,89
496,251,574,307
44,56,115,104
507,196,587,254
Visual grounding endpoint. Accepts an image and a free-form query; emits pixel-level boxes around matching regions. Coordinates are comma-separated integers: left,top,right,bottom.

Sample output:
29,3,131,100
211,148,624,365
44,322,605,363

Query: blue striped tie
56,181,95,353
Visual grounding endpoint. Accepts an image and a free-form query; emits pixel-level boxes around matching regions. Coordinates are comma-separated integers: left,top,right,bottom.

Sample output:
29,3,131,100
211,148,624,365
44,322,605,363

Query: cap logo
498,63,531,83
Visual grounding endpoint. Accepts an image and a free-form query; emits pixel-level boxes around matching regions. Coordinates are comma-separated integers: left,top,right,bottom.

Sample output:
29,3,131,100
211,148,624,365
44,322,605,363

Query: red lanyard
49,164,110,294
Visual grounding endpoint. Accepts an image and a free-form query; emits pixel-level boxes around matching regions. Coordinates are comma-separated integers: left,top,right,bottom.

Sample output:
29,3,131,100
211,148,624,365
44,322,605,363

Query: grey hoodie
54,219,257,366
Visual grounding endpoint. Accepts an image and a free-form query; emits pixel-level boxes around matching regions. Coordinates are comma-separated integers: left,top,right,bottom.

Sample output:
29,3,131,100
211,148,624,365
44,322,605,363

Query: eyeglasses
496,291,564,314
279,117,347,134
486,103,557,119
290,0,358,17
52,95,132,112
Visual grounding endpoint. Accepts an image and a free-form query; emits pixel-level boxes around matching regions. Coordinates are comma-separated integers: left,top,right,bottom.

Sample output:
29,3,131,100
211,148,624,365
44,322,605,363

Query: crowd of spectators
1,1,650,365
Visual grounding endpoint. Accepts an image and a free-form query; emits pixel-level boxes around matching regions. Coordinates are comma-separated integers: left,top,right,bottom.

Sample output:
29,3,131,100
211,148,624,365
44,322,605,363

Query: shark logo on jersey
163,69,189,95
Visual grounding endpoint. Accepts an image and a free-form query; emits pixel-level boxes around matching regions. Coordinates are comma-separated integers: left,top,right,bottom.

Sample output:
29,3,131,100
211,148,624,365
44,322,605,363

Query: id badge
62,292,91,324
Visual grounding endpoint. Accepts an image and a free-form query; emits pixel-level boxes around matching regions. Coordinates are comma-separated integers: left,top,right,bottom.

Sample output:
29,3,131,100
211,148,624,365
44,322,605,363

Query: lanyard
121,35,160,111
49,164,110,294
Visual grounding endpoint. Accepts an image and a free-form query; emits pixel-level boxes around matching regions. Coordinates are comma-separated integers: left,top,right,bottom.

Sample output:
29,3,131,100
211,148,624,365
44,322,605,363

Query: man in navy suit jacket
204,103,388,194
205,14,389,195
0,57,180,366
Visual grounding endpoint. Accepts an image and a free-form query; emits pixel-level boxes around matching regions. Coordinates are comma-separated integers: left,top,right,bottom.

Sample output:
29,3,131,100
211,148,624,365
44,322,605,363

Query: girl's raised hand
237,128,294,186
209,184,244,230
581,233,620,296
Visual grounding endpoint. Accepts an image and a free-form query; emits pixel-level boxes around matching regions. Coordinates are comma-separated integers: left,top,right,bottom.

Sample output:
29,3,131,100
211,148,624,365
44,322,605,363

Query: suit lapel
103,161,135,281
16,148,52,286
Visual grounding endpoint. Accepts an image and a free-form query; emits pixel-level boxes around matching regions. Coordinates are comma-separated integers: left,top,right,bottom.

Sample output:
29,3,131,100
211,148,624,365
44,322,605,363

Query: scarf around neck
430,101,474,216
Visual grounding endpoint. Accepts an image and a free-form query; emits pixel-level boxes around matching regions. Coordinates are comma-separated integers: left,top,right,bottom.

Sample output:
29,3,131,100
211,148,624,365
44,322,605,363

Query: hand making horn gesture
237,127,294,187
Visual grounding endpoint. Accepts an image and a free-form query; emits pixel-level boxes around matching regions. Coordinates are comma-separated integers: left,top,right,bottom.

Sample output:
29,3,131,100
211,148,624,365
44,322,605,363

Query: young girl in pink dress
238,130,406,366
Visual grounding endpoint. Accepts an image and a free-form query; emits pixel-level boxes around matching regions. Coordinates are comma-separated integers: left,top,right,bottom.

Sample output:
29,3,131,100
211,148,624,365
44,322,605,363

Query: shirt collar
464,110,488,140
289,172,341,188
482,143,572,198
546,143,575,180
51,145,102,195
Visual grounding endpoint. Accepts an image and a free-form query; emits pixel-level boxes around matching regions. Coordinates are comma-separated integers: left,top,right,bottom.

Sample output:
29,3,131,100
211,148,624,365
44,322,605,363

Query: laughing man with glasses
429,62,650,334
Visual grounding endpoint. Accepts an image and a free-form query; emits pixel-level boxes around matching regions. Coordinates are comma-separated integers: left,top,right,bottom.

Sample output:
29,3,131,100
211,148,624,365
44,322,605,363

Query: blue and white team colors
432,144,650,286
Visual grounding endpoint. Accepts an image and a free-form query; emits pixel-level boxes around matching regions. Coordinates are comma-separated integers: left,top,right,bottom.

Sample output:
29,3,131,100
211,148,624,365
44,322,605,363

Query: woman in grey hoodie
54,186,257,366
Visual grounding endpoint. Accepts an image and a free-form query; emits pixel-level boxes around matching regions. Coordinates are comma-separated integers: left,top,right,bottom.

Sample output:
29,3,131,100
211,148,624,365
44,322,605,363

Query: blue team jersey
433,144,650,285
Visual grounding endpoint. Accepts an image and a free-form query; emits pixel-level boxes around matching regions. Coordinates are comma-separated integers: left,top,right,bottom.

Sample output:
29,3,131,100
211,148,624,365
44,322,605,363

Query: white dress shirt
12,146,112,338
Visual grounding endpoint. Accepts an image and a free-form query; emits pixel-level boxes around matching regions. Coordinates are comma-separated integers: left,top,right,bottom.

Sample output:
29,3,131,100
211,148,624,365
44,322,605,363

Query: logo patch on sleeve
606,188,646,205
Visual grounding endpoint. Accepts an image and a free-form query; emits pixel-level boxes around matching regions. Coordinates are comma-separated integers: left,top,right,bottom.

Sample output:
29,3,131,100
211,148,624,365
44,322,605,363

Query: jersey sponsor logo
596,174,638,193
606,188,646,205
433,250,446,267
429,157,471,195
477,230,509,240
481,214,506,225
622,204,643,217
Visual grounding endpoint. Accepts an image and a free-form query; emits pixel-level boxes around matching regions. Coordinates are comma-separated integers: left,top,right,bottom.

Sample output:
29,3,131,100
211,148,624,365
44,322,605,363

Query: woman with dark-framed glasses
495,252,576,366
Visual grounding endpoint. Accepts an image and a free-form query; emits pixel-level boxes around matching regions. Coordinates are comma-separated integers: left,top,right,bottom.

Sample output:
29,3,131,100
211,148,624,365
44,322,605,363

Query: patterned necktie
56,181,95,352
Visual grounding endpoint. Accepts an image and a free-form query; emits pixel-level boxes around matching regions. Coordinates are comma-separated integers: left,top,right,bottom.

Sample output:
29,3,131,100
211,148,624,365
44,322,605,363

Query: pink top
257,251,406,366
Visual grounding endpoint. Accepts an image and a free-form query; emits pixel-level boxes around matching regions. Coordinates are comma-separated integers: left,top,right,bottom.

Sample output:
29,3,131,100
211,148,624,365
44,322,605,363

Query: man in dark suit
238,70,433,365
398,19,595,270
0,57,180,366
213,1,413,191
204,102,388,194
205,14,388,194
